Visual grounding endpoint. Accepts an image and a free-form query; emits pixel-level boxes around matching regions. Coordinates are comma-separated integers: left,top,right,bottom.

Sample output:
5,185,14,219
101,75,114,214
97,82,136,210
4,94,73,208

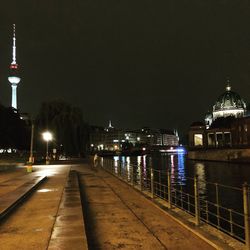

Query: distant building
189,82,249,149
205,82,246,129
189,117,250,149
89,122,179,152
189,120,232,148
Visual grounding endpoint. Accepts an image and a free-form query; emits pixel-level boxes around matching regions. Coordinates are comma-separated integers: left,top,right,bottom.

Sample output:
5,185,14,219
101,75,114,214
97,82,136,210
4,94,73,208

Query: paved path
0,164,70,250
75,164,215,250
0,167,27,196
48,170,88,250
0,175,46,220
0,163,228,249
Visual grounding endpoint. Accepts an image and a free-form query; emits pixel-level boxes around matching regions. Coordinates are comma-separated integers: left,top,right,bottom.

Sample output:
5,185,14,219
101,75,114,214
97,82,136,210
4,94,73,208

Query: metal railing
101,158,250,249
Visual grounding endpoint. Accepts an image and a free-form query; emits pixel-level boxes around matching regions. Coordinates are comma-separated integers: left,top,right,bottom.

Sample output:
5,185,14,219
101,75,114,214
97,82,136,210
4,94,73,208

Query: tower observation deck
8,24,21,109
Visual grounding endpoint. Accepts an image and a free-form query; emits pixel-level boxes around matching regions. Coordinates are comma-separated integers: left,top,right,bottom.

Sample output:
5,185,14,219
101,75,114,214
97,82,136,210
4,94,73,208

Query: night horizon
1,1,250,135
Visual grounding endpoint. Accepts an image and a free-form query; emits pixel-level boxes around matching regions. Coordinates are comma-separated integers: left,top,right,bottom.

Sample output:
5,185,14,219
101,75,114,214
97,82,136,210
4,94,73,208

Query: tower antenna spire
12,24,17,65
8,24,21,110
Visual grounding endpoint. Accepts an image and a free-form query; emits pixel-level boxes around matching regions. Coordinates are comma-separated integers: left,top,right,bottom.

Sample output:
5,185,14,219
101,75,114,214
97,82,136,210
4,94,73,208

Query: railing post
205,200,209,222
194,175,200,226
131,165,134,186
215,183,220,228
140,164,143,191
187,194,190,212
150,167,154,199
159,171,161,191
119,161,122,179
167,170,172,209
117,160,121,178
180,185,183,208
112,160,115,174
126,163,128,181
229,209,233,235
243,182,250,249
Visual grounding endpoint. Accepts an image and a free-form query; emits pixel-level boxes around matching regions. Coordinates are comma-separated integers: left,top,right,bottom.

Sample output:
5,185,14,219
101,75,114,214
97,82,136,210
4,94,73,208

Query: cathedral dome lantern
212,82,246,121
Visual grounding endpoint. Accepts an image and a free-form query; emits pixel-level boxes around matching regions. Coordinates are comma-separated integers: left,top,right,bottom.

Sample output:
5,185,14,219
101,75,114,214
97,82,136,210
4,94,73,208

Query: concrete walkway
0,163,232,249
75,164,215,250
0,175,46,220
48,170,88,250
0,164,70,250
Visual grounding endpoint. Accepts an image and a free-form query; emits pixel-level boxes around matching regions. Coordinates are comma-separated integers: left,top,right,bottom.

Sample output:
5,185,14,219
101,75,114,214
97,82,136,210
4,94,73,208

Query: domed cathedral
205,81,246,129
188,81,250,150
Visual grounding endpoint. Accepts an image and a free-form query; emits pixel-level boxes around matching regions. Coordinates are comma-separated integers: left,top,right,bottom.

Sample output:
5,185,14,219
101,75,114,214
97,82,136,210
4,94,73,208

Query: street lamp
42,131,52,164
28,123,34,164
26,122,35,173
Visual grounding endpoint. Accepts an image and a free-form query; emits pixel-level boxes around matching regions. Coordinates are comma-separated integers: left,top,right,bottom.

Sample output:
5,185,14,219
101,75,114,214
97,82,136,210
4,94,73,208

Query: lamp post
29,123,34,164
42,131,52,165
26,123,35,173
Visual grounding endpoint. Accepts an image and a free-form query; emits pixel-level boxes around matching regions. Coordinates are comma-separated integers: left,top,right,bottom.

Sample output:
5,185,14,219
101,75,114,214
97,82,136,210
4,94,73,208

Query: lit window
194,134,203,146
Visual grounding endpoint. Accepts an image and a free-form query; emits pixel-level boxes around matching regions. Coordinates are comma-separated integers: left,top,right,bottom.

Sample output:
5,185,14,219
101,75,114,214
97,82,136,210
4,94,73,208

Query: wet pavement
75,164,215,250
0,162,235,249
0,164,70,250
0,175,46,220
48,170,88,250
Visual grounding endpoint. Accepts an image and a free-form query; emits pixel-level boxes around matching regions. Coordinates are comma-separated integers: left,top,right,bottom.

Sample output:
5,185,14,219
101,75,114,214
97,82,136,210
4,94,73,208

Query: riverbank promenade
0,161,239,249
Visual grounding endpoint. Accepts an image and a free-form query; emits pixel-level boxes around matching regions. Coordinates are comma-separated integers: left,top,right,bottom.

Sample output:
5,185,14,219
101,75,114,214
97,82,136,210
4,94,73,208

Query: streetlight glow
42,131,53,164
42,131,52,142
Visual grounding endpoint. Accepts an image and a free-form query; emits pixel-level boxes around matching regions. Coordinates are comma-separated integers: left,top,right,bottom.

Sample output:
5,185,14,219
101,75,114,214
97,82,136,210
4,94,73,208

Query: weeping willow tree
36,100,89,156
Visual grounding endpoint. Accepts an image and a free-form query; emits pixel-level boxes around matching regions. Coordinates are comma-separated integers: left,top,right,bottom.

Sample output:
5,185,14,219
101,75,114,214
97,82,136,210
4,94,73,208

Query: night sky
1,1,250,138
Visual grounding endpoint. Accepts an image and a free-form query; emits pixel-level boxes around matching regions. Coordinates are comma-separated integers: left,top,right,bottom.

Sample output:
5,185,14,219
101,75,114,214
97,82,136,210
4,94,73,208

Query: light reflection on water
114,156,119,174
194,162,206,196
113,152,250,212
118,152,189,187
116,152,250,187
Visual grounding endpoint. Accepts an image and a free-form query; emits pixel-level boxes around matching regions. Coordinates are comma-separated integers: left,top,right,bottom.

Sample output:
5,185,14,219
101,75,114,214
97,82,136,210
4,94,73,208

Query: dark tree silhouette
35,100,89,156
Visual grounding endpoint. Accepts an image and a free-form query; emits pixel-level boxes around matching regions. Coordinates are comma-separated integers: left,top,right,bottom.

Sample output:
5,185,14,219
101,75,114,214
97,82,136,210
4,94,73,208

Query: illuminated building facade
189,82,249,149
189,121,232,148
189,117,250,149
8,24,21,110
205,82,246,129
89,122,179,152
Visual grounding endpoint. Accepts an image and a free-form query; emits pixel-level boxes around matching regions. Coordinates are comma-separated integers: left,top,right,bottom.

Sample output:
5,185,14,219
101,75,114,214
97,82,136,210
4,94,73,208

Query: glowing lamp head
42,131,53,142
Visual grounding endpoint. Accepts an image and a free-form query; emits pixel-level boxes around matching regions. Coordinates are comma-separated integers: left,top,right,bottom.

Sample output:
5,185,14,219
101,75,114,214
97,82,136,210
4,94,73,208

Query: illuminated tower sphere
8,24,21,110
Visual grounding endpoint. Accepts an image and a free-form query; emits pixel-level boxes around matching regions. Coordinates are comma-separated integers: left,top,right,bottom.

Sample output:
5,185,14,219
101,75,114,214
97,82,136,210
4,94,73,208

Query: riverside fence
100,157,250,248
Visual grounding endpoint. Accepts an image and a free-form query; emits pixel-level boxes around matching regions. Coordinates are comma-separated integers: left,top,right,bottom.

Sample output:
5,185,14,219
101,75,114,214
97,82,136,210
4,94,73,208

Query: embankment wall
187,148,250,162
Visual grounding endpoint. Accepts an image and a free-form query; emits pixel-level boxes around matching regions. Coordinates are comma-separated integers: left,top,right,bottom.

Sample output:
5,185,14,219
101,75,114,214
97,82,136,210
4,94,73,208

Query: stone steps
0,175,47,221
48,170,88,250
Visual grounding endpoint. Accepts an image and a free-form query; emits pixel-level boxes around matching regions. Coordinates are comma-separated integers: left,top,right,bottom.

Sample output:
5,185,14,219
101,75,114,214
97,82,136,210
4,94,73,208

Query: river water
115,152,250,187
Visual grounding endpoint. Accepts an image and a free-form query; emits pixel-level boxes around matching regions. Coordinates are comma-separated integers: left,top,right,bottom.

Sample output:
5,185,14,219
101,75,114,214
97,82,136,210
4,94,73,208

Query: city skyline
0,1,250,135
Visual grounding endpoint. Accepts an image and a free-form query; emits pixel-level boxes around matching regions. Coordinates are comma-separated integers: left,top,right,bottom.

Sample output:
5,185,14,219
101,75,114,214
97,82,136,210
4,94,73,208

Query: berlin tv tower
8,24,21,110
